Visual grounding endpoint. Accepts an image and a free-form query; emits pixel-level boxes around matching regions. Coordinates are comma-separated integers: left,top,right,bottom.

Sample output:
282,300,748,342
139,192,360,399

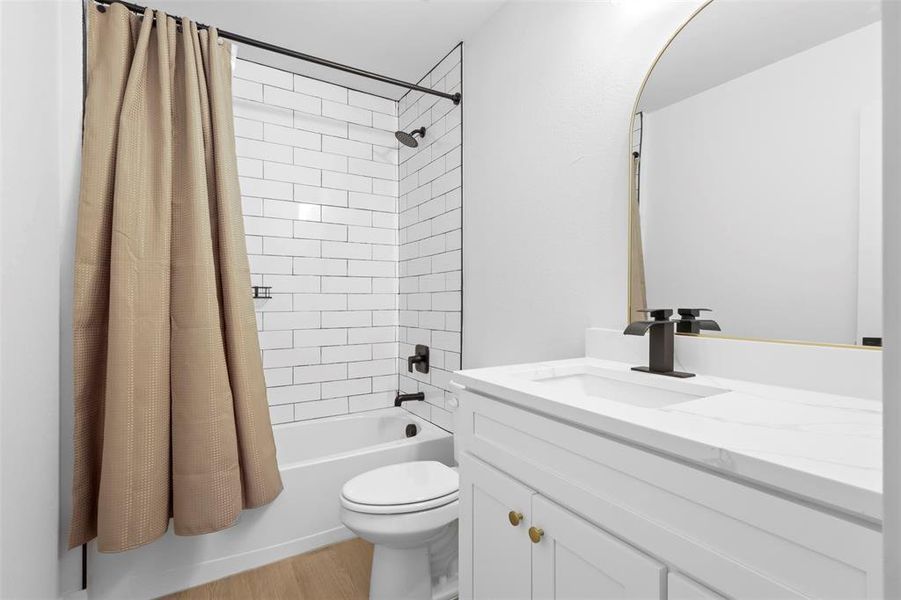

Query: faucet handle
637,308,673,321
407,344,430,374
676,308,720,334
677,308,712,319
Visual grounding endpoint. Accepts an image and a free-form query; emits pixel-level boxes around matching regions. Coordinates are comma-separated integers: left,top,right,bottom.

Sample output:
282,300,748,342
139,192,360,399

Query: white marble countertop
451,356,882,524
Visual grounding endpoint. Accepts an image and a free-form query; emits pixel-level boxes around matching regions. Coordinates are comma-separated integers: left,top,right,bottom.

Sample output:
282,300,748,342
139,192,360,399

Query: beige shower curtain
70,3,282,553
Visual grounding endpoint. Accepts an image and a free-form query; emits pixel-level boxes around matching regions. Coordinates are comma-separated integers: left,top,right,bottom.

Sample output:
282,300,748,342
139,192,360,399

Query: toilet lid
340,491,458,515
342,461,459,507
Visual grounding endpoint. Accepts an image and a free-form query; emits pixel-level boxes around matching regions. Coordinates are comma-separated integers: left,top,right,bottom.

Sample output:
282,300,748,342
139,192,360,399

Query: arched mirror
629,0,883,348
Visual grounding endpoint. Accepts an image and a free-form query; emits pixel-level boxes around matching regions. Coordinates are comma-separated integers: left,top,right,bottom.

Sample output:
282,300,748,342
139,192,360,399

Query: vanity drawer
456,390,882,599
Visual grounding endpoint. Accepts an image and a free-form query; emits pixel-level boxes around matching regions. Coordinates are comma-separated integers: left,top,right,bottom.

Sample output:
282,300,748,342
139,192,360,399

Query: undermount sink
517,364,728,409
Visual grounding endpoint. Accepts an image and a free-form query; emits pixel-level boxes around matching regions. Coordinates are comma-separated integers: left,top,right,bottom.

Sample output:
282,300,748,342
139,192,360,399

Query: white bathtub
87,408,454,600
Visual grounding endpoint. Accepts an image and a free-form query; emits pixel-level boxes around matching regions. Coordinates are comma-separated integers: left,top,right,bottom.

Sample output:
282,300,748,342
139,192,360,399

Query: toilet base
366,521,459,600
431,573,459,600
370,544,432,600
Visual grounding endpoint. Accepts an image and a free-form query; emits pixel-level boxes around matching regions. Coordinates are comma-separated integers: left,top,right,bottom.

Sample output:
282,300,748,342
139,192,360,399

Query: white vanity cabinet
531,494,666,599
455,388,883,600
460,453,533,600
460,456,666,600
460,454,665,599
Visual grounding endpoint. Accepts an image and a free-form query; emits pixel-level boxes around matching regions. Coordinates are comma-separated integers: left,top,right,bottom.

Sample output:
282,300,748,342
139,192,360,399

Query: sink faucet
624,308,720,379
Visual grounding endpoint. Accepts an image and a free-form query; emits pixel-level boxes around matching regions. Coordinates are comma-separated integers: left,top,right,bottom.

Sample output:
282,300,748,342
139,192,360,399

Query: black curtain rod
93,0,462,105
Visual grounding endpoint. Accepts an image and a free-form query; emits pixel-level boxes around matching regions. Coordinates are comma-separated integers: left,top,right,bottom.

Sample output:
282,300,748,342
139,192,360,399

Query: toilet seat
340,461,459,515
341,490,459,515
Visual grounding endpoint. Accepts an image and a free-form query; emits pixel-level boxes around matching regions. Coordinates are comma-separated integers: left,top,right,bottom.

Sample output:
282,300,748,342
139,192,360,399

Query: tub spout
394,392,425,407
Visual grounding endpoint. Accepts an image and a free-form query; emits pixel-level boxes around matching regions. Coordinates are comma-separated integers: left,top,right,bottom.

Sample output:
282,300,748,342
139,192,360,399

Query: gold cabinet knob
528,526,544,543
508,511,523,526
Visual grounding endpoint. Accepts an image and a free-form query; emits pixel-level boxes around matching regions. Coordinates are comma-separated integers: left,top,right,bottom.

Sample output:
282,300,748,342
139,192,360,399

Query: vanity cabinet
460,454,665,599
531,494,665,599
461,453,534,600
455,388,883,600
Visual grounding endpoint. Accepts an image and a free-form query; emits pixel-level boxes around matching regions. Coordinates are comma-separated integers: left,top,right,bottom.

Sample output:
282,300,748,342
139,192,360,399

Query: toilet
340,461,459,600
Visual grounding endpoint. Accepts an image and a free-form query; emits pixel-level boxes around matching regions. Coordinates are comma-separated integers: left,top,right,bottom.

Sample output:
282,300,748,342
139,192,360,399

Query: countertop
451,357,882,525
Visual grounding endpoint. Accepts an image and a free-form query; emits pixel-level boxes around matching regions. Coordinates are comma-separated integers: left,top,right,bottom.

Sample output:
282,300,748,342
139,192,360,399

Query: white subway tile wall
396,47,463,432
234,59,402,427
236,50,462,432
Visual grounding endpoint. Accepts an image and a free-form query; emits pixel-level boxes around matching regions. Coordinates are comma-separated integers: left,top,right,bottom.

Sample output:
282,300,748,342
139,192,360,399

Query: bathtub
87,408,454,600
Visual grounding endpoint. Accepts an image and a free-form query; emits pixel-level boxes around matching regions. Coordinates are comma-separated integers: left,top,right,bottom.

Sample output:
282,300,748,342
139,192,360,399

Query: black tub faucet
395,391,425,407
624,309,691,378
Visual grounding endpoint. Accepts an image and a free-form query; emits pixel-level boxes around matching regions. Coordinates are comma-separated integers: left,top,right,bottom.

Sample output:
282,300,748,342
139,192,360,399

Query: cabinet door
668,573,725,600
459,454,535,600
531,495,666,600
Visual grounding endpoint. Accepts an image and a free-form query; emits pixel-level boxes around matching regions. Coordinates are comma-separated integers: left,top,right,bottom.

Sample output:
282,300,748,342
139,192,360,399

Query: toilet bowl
340,461,459,600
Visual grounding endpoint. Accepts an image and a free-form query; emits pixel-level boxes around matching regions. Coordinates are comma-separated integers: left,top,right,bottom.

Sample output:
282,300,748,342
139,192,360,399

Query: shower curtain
70,3,282,553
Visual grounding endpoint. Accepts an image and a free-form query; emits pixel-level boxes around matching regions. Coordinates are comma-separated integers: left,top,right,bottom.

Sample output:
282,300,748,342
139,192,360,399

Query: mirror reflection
629,0,883,347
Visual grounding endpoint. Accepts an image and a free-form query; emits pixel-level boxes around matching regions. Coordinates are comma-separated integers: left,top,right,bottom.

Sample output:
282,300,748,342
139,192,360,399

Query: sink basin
517,364,728,409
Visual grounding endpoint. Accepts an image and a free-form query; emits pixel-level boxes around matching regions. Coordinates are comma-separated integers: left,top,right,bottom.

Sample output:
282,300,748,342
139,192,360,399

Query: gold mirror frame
626,0,880,352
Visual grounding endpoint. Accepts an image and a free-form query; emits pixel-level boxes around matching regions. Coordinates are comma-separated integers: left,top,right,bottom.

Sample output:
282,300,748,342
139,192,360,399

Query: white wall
640,23,881,345
0,1,82,597
57,1,85,594
462,1,702,368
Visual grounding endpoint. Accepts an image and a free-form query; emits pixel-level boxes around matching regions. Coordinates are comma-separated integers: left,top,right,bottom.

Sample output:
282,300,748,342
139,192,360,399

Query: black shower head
395,127,426,148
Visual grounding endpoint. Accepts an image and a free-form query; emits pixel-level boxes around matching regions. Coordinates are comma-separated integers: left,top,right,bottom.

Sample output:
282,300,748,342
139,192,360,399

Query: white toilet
340,461,459,600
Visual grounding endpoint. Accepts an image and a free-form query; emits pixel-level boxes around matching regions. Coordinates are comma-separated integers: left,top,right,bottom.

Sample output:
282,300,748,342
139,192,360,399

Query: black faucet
623,308,720,379
394,391,425,407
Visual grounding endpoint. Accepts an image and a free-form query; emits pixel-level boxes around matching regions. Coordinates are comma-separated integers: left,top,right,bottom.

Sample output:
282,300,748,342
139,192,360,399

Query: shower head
395,127,426,148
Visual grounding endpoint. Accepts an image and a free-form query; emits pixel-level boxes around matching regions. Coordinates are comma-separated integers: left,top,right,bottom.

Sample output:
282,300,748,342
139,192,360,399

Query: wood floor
162,538,373,600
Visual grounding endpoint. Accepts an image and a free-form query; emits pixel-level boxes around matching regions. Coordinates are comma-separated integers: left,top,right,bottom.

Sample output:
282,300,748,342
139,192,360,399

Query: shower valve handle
407,345,430,374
